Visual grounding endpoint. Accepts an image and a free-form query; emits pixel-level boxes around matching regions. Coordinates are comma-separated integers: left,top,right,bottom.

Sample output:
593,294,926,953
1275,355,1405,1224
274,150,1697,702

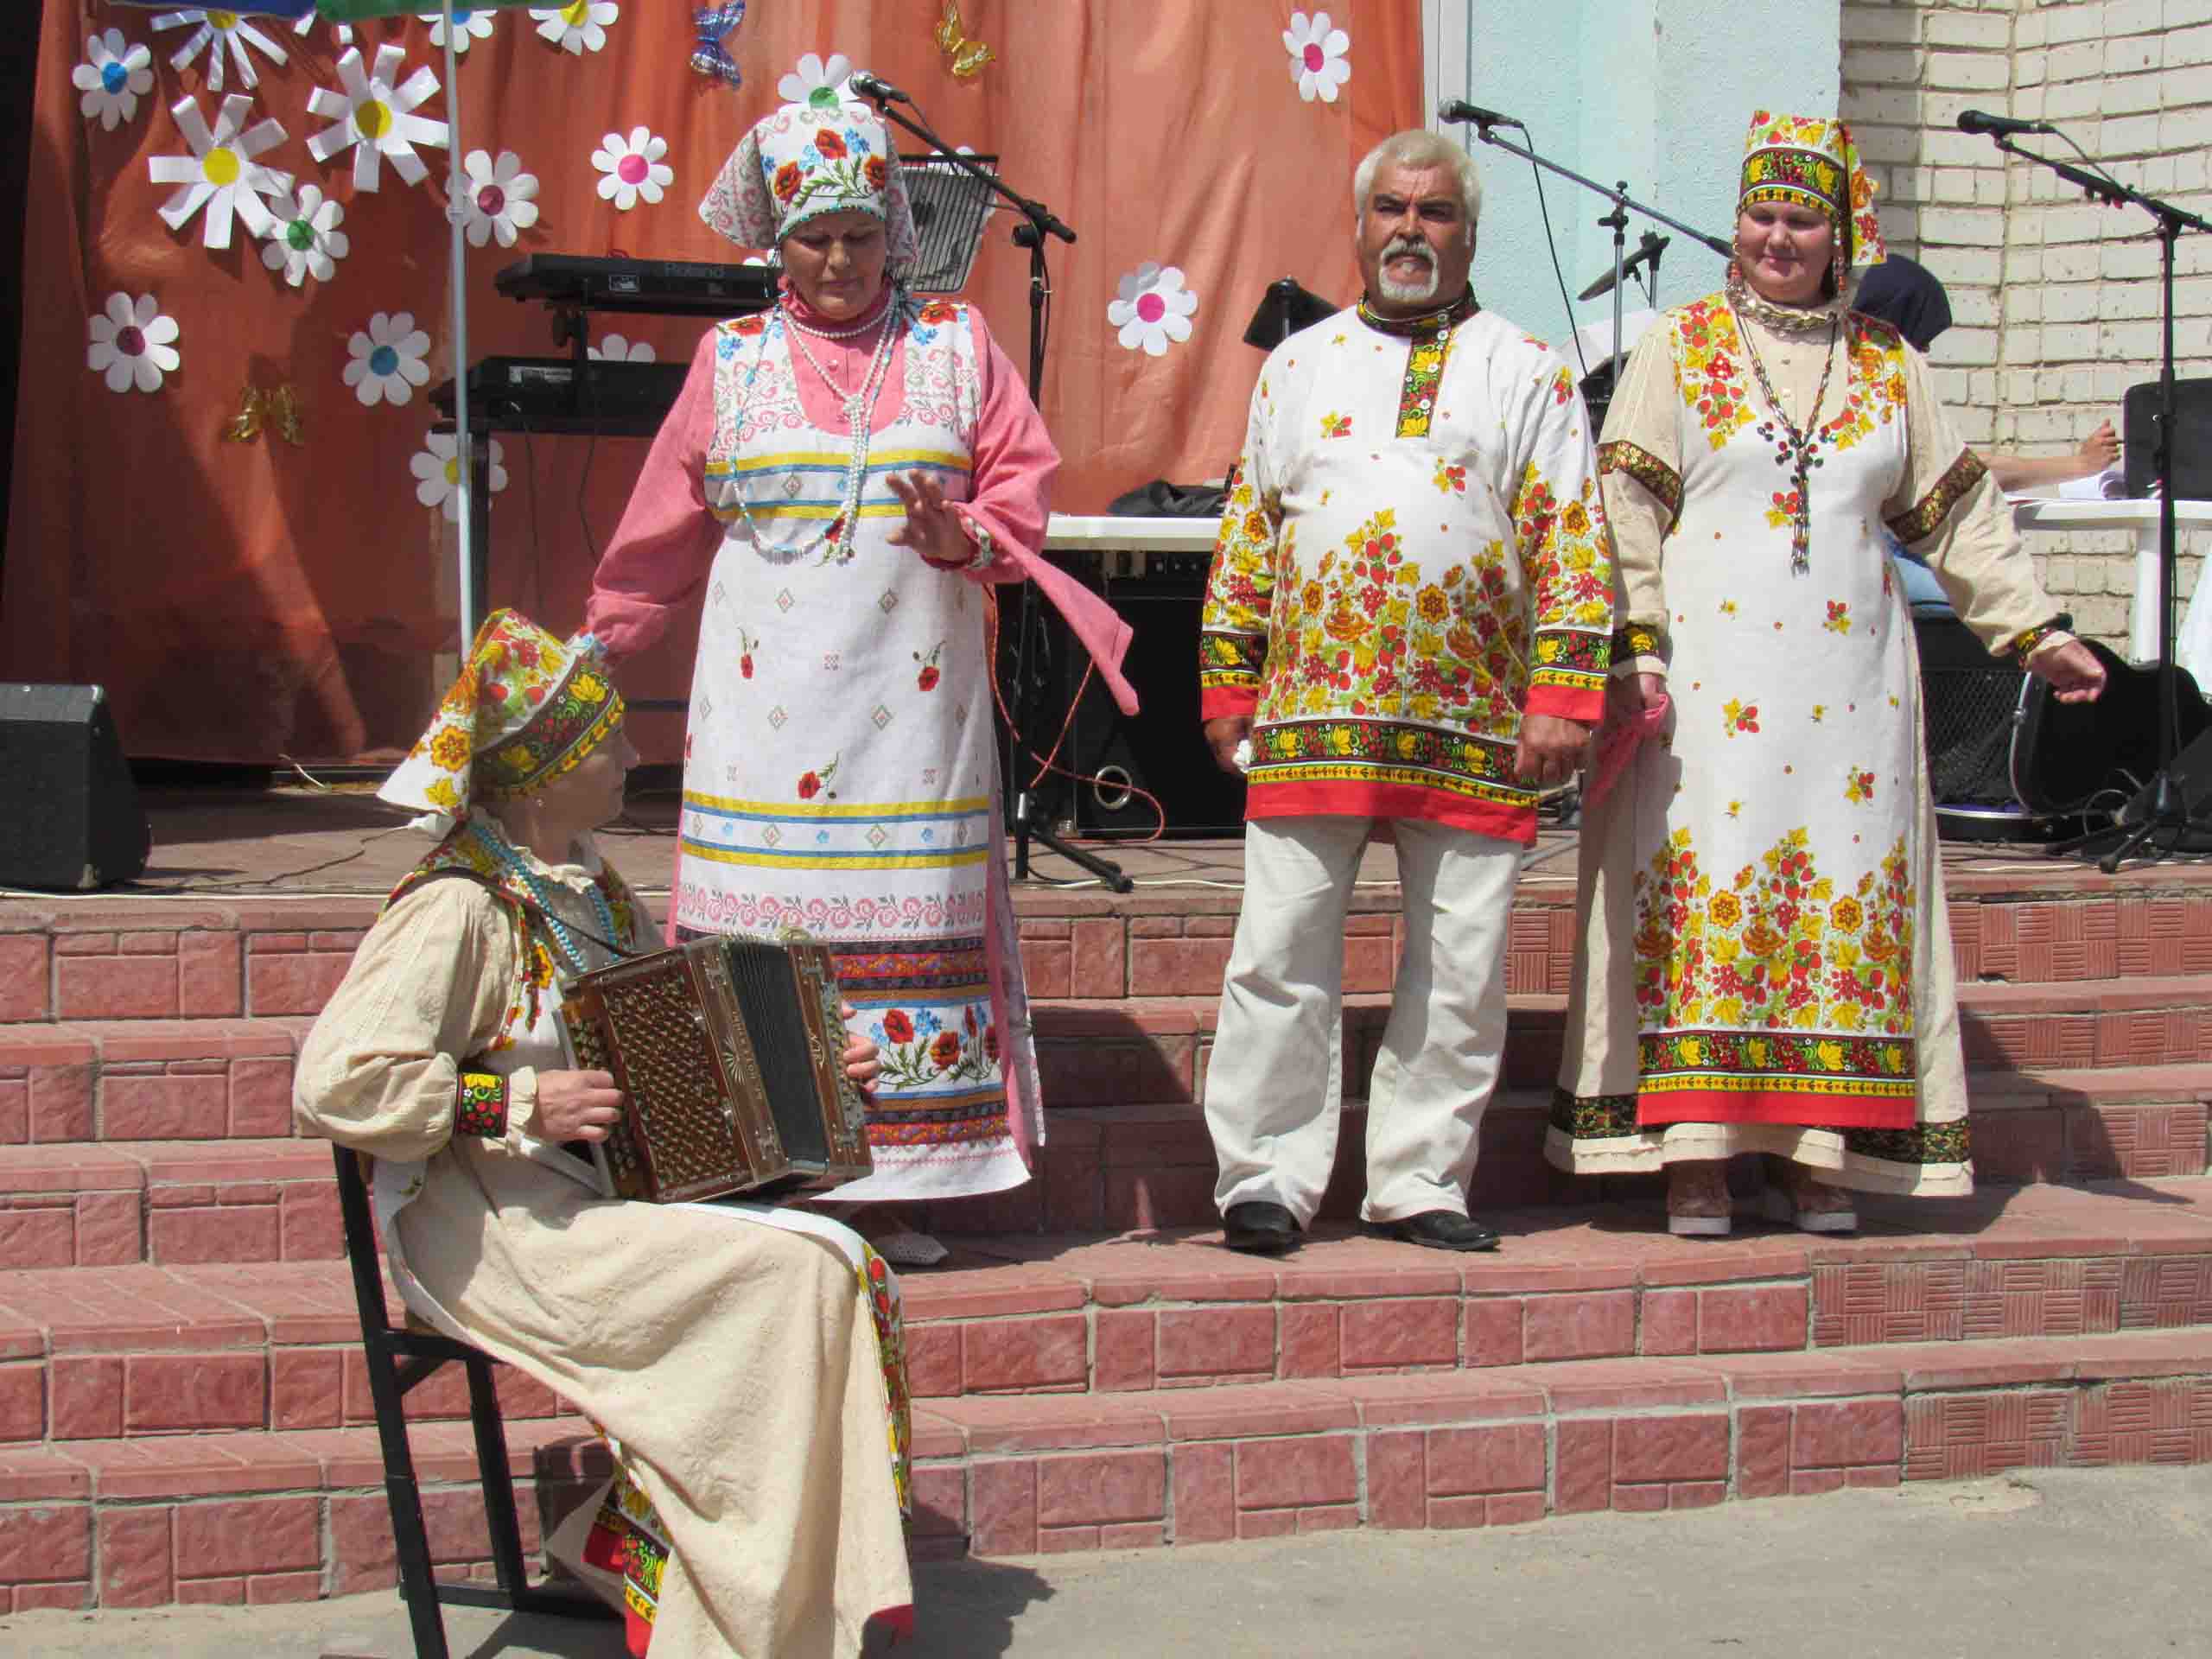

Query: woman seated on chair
296,610,912,1659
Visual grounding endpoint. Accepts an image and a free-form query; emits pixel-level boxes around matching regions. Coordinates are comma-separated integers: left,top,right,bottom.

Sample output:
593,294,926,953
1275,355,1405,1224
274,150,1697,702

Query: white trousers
1204,815,1519,1228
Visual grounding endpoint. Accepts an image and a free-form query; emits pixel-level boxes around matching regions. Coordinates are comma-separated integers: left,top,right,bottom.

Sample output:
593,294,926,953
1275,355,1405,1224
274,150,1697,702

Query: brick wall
1840,0,2212,652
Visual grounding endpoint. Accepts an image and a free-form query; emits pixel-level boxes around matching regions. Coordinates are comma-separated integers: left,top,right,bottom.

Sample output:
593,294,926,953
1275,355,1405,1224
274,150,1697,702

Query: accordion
557,935,874,1203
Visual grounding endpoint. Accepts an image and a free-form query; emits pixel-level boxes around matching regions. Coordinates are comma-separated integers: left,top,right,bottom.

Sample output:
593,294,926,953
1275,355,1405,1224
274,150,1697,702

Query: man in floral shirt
1198,129,1613,1255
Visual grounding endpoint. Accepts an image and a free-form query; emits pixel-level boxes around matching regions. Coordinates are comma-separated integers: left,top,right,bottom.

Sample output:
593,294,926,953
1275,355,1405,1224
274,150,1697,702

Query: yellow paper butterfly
935,0,995,79
221,383,305,447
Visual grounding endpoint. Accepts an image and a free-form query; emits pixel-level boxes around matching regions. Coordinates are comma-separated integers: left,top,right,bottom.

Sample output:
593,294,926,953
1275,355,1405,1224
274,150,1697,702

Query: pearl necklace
783,302,887,342
474,818,620,978
732,295,906,568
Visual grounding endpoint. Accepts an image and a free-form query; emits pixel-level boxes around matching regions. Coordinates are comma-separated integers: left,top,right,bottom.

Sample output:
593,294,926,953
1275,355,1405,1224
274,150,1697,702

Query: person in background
582,99,1136,1266
1550,113,2105,1236
1197,129,1612,1255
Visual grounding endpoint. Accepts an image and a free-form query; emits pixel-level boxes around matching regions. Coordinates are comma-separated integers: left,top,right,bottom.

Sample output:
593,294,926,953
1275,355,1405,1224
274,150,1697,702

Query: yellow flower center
443,456,462,487
201,146,241,188
562,0,592,22
210,10,239,29
355,99,392,142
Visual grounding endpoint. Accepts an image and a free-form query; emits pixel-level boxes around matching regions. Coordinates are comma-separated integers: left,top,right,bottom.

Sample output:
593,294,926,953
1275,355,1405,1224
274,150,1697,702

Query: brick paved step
6,1325,2212,1611
0,1141,339,1268
5,1184,2212,1447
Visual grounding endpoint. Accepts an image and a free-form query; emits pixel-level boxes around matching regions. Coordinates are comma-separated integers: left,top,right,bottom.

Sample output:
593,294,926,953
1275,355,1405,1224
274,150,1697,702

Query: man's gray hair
1352,129,1483,234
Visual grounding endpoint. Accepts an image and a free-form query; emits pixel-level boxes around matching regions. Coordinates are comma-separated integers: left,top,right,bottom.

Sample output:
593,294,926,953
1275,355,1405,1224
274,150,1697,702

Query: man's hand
1516,714,1591,787
839,1001,880,1089
536,1069,624,1142
2078,420,2119,475
2029,639,2107,705
1605,671,1669,728
1204,715,1252,776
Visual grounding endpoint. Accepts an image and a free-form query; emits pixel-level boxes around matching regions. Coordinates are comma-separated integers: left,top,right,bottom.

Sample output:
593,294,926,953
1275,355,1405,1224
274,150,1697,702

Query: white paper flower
293,15,355,48
260,186,349,289
153,9,289,94
308,43,450,193
74,30,154,131
530,2,620,56
1284,12,1351,104
777,52,855,110
1107,264,1198,357
148,93,295,251
451,149,541,248
86,293,181,395
412,432,509,523
588,334,656,363
344,311,432,407
419,9,499,53
592,127,672,211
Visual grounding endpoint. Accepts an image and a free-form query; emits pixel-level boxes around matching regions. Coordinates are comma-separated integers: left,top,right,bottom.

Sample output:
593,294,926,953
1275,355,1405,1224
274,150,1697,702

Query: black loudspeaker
2118,727,2212,840
1064,555,1247,838
2122,378,2212,499
1913,615,2046,841
0,685,151,889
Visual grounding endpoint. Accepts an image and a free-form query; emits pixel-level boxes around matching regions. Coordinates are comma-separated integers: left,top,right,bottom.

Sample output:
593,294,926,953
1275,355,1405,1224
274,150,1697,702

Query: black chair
333,1144,617,1658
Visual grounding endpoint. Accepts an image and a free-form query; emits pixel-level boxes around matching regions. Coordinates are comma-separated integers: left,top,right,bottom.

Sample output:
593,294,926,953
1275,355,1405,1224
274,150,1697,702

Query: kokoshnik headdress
1737,110,1888,295
698,99,920,266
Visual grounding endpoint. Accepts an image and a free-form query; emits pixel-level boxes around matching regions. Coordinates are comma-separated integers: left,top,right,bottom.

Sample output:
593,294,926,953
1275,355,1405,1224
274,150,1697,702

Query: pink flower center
1303,42,1325,71
116,326,145,356
618,155,649,185
476,184,506,216
1135,292,1166,324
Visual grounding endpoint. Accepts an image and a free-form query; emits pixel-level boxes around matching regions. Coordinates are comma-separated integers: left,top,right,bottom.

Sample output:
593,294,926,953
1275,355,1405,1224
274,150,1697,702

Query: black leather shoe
1223,1200,1301,1255
1362,1210,1501,1252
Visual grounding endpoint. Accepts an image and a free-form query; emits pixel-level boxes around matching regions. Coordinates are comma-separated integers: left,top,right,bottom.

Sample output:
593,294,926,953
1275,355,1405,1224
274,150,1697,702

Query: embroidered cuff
955,509,1000,572
2004,616,2070,662
455,1071,510,1138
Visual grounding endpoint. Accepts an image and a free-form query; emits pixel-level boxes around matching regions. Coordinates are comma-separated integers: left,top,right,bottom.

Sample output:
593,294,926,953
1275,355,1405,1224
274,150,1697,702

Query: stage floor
7,779,2196,906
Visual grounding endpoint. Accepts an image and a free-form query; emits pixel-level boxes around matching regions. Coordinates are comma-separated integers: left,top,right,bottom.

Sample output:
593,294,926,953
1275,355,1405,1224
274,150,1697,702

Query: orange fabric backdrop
7,1,1422,762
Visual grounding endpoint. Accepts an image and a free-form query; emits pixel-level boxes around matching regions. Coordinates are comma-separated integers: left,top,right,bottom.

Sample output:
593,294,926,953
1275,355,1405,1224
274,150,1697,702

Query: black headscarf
1851,252,1953,352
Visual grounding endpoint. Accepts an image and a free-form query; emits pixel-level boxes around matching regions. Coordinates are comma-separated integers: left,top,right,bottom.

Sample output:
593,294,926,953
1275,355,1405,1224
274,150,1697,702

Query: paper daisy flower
777,52,855,110
592,127,672,211
419,9,499,53
1107,263,1198,357
453,149,541,248
344,311,433,407
261,186,349,289
292,15,354,48
153,9,289,94
530,2,620,56
149,93,295,251
308,44,450,193
74,30,154,132
412,432,509,523
1284,11,1351,104
588,334,656,362
86,293,181,395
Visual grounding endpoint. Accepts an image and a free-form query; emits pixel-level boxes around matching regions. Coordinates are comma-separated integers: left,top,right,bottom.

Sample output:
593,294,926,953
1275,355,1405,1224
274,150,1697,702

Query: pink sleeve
582,329,723,662
950,306,1058,586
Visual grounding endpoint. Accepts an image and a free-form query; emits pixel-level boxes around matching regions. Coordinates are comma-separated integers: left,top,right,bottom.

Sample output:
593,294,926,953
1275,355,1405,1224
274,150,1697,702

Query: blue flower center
102,62,128,94
369,345,399,376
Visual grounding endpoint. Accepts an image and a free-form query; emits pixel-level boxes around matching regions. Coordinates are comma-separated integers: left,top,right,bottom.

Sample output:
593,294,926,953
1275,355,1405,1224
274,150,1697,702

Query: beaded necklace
732,293,906,568
473,817,621,978
1727,270,1840,576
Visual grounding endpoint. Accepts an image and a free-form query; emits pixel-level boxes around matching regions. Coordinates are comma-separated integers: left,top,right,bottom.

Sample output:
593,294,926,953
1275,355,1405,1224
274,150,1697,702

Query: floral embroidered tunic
587,290,1133,1203
1551,288,2068,1194
1199,302,1613,843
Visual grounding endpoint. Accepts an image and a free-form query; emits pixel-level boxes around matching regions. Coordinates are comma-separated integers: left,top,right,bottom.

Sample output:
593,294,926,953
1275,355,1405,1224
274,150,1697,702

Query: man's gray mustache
1382,238,1435,264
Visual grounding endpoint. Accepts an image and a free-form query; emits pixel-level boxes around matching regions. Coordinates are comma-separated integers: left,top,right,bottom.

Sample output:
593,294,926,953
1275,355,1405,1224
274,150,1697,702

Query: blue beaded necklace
474,817,623,977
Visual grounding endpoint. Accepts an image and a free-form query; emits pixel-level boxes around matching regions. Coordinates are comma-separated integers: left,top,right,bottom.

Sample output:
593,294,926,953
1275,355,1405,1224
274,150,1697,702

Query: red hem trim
1637,1090,1916,1129
1200,686,1260,721
1525,683,1605,725
1247,782,1535,845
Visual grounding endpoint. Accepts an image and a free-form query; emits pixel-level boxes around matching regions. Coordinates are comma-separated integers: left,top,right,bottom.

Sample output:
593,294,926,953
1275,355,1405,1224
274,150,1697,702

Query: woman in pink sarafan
583,99,1135,1267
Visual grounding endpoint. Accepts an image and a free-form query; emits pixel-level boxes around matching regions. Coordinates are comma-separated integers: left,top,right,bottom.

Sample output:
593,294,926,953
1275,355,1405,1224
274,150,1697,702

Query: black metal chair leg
466,1356,531,1599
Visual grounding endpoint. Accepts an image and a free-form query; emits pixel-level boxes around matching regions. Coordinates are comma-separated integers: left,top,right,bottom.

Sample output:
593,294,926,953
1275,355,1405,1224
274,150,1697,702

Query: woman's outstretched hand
536,1068,624,1141
887,470,973,568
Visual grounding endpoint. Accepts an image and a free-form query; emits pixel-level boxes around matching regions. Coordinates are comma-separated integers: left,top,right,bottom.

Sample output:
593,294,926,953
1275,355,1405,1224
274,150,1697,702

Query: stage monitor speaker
1913,614,2046,841
0,685,151,889
2121,378,2212,499
1064,557,1246,839
2117,725,2212,845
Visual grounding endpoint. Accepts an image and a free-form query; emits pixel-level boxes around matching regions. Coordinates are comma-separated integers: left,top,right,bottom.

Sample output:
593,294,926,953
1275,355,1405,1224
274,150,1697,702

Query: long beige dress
1550,282,2068,1194
296,823,912,1657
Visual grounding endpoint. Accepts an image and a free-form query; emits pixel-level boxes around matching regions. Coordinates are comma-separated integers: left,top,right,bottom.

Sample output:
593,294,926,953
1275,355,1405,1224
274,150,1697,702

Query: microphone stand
1985,134,2212,870
856,89,1131,892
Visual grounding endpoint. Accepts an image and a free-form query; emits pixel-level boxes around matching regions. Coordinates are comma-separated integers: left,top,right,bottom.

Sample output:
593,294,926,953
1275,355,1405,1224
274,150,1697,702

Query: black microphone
1957,108,2053,137
1439,99,1523,129
849,70,911,105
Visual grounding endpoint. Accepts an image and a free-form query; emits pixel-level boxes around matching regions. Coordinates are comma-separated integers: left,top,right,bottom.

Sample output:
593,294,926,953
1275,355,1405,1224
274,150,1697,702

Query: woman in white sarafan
296,609,913,1658
585,99,1135,1263
1550,112,2107,1236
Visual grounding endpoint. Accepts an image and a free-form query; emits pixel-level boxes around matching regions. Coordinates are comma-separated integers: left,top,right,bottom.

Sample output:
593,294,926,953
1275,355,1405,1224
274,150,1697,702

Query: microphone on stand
1957,108,2055,137
1439,99,1524,130
1578,232,1670,302
849,70,911,105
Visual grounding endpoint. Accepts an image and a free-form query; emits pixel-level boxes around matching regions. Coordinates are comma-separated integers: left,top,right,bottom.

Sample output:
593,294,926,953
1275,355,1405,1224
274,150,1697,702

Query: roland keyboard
494,253,778,317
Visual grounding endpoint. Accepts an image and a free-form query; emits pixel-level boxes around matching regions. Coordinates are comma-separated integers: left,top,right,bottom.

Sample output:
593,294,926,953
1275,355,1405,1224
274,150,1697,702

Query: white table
2012,497,2212,680
1044,514,1217,585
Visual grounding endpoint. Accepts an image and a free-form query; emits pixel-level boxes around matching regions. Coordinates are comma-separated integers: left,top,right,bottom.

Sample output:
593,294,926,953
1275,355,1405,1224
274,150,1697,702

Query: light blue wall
1452,0,1842,365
